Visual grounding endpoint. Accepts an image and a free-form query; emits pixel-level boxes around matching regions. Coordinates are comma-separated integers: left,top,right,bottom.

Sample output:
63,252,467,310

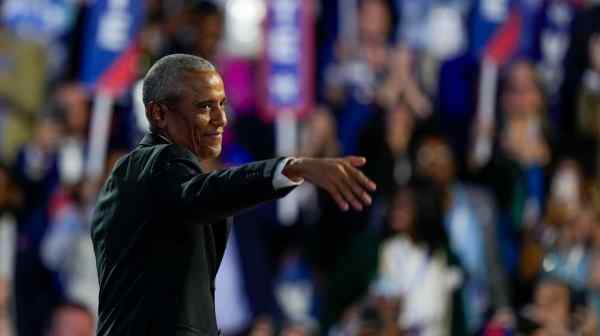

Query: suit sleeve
150,144,296,221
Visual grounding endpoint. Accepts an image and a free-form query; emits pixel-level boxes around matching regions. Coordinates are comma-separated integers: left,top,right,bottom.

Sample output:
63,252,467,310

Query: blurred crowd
4,0,600,335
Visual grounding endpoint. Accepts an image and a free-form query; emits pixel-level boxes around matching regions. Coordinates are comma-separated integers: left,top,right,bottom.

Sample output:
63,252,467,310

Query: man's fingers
340,166,372,206
345,156,367,167
326,184,349,211
334,176,363,211
344,162,376,192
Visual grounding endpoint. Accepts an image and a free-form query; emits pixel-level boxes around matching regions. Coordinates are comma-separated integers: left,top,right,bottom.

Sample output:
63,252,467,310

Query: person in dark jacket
90,54,376,336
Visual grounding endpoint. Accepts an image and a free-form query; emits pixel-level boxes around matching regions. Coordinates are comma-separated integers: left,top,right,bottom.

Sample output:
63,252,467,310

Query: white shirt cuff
273,157,304,189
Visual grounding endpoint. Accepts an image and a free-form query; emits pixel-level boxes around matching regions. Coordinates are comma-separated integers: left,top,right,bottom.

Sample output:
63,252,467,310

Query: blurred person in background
317,80,421,329
41,181,98,315
477,59,553,214
375,46,432,120
46,302,94,336
576,33,600,146
191,1,224,63
372,180,465,335
542,159,587,248
415,134,510,333
297,105,341,223
358,98,416,197
324,0,396,155
538,159,593,291
515,277,597,336
576,32,600,204
526,277,572,335
36,83,97,316
302,104,376,287
53,83,90,186
475,60,554,306
13,114,62,336
541,206,595,291
300,106,341,159
324,0,393,106
561,2,600,144
160,1,224,63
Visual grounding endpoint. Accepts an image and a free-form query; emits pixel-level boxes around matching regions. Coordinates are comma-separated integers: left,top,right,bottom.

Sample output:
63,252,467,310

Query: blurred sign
260,0,314,121
80,0,144,96
2,0,78,41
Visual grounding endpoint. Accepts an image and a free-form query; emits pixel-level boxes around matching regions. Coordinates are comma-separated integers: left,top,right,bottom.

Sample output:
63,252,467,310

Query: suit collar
138,132,172,147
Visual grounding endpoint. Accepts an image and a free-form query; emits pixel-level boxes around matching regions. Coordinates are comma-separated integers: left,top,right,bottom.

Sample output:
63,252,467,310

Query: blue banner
261,0,314,121
80,0,144,94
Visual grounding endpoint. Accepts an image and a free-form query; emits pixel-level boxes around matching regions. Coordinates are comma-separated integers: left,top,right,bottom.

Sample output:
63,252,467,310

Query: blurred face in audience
195,14,224,60
390,188,415,234
154,70,228,160
249,316,274,336
416,137,455,186
548,160,583,225
502,61,544,120
47,306,94,336
359,0,390,43
567,207,595,245
551,161,582,207
300,107,339,157
358,0,390,70
34,117,61,154
533,280,570,327
57,84,89,136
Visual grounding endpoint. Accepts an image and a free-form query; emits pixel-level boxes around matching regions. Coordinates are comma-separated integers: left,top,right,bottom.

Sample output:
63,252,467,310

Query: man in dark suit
91,54,376,336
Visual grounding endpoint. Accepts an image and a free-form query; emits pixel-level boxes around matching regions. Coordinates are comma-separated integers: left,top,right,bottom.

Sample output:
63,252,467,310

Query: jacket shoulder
149,144,202,176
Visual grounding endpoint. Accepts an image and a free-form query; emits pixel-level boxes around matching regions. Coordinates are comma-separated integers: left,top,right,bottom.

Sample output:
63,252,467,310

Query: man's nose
211,108,227,128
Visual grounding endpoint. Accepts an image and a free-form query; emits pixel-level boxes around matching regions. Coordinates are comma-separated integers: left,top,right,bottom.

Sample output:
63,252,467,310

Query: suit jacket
91,133,294,336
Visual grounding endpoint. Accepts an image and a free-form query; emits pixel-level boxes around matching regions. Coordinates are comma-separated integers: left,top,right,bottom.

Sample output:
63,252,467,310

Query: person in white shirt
373,181,464,336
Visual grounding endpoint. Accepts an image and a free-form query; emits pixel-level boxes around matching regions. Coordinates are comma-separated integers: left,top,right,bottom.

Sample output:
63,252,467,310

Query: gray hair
142,54,216,106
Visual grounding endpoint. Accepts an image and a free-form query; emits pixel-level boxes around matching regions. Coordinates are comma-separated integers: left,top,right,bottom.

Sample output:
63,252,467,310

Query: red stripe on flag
97,41,141,96
484,9,522,65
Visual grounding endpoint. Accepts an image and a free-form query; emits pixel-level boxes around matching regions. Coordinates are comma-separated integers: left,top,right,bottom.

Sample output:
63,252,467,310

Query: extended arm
152,145,376,221
152,145,295,221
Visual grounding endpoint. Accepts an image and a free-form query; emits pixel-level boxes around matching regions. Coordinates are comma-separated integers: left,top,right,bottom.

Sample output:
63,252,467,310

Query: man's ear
147,102,168,130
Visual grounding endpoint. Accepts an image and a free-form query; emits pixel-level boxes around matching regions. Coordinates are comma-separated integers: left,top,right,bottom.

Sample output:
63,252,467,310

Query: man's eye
196,103,211,111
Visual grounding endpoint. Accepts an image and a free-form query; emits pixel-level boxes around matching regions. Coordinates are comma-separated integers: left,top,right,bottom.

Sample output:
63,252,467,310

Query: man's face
164,70,228,160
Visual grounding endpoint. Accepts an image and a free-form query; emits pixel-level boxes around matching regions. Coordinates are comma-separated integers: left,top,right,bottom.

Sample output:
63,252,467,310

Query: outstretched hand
283,156,376,211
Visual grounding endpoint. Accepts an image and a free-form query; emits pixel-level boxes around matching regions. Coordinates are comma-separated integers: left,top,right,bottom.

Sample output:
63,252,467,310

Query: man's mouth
203,132,222,139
